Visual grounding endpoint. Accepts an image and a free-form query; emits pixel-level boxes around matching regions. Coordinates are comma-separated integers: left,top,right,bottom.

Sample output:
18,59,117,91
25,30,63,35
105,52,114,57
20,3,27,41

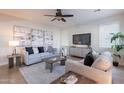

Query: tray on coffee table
51,71,96,84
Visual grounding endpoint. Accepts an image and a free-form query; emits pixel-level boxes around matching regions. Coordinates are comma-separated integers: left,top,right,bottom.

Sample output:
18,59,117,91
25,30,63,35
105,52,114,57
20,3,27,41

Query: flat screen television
73,33,91,45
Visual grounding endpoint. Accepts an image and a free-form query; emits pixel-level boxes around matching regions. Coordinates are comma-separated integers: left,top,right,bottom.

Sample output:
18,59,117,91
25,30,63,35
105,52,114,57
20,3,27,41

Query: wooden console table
69,47,91,58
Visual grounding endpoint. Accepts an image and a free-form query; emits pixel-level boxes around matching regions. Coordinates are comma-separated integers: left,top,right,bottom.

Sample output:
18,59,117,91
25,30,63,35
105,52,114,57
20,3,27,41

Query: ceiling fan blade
51,18,57,21
45,9,74,22
61,18,66,22
61,15,74,17
44,15,55,17
94,9,101,12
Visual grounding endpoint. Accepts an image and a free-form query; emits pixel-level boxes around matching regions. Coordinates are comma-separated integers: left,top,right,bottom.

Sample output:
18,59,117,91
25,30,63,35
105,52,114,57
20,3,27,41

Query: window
99,23,119,48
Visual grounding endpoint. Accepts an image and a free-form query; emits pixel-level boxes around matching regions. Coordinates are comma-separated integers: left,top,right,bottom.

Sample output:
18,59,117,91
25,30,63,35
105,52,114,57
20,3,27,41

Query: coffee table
51,71,96,84
45,57,60,73
45,56,67,73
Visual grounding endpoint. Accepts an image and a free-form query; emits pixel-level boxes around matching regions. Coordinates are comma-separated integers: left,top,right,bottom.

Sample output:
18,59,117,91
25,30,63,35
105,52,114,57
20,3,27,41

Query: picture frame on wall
13,25,53,47
13,25,32,47
31,29,44,47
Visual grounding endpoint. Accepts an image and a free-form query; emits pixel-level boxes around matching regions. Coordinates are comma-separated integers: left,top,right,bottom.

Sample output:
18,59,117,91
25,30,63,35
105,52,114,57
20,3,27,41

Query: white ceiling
0,9,124,28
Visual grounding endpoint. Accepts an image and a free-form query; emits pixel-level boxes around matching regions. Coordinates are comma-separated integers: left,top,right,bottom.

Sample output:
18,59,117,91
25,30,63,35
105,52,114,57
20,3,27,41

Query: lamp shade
9,41,19,47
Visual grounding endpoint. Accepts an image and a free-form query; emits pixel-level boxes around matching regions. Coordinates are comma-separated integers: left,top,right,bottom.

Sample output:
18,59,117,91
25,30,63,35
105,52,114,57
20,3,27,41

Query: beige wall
0,12,124,65
62,13,124,65
0,14,61,65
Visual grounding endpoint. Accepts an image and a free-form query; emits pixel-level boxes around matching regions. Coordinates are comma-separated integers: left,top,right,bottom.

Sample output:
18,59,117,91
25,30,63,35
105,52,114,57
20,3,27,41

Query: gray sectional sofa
23,46,59,65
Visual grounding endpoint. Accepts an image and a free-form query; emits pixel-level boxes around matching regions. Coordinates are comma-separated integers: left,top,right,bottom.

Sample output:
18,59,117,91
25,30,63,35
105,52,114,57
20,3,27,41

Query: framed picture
13,25,31,46
13,25,53,47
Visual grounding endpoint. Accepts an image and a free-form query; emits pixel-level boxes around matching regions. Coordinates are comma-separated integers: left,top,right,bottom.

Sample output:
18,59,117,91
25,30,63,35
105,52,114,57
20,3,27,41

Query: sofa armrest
23,51,29,65
65,59,112,84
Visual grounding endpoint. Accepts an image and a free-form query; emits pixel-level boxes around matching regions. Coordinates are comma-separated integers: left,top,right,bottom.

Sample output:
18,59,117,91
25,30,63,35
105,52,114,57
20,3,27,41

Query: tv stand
69,46,91,58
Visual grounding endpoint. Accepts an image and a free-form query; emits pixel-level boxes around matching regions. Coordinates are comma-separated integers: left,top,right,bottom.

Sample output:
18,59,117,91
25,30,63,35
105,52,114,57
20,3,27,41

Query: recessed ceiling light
94,9,101,12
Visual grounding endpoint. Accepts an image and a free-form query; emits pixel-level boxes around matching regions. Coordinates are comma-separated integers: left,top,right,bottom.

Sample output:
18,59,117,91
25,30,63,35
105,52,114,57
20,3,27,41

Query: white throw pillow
33,47,39,54
92,56,112,72
92,50,99,60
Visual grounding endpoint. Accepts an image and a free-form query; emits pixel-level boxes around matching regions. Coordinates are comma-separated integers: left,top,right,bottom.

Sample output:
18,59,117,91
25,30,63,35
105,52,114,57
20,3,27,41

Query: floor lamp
9,41,19,55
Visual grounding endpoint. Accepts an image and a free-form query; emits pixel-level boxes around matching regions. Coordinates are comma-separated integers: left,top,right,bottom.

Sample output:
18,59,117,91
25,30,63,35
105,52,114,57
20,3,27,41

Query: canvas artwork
31,29,44,47
13,25,32,46
13,25,53,47
44,31,53,47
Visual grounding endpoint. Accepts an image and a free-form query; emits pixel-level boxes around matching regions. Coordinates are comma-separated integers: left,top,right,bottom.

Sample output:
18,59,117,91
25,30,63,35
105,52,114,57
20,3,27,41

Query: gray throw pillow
92,50,99,60
47,46,54,54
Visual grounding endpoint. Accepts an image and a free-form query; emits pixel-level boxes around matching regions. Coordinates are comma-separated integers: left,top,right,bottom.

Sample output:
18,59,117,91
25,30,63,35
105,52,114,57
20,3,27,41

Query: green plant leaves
110,32,124,52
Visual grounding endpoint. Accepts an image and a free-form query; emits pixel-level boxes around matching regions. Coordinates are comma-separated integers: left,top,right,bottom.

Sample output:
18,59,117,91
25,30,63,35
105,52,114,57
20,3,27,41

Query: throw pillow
25,47,34,55
84,52,94,66
92,50,99,60
38,47,44,53
92,55,112,72
33,47,39,54
47,46,54,54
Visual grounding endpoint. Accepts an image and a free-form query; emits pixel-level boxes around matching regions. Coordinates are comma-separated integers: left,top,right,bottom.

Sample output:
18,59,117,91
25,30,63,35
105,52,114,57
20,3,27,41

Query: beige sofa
65,52,113,84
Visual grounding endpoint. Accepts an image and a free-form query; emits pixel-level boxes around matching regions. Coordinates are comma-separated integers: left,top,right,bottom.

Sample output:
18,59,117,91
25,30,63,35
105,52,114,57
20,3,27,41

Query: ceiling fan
44,9,74,22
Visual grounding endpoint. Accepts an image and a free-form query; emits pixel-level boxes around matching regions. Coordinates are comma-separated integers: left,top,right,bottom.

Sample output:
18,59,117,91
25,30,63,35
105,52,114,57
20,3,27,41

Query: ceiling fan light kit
94,9,101,12
44,9,74,22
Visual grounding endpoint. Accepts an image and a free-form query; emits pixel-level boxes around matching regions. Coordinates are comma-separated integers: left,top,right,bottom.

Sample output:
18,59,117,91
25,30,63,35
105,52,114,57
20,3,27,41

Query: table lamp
61,47,67,58
9,40,19,55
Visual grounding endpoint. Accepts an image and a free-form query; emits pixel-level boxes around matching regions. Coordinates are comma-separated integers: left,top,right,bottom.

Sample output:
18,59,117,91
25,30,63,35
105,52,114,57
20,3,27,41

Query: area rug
19,62,65,84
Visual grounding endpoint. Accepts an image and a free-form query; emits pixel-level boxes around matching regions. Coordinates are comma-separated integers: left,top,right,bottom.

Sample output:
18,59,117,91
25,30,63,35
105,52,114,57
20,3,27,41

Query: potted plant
110,32,124,66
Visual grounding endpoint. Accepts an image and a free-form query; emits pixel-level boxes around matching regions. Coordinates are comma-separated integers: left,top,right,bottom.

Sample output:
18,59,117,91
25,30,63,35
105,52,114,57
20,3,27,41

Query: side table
60,56,67,65
7,54,22,68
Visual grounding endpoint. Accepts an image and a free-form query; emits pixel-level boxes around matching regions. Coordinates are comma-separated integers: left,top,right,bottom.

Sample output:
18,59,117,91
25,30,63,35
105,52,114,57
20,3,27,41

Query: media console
69,46,91,58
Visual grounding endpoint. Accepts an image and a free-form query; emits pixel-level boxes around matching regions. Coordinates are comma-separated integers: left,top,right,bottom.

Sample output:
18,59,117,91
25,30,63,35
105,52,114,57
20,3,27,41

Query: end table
7,54,22,68
60,56,67,65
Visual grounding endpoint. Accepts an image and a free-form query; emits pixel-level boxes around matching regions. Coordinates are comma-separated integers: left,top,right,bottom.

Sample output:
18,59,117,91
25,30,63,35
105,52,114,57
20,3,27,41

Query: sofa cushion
102,52,113,63
33,47,39,54
29,53,41,59
38,47,44,53
84,52,94,66
39,52,49,58
25,47,34,55
92,55,112,72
